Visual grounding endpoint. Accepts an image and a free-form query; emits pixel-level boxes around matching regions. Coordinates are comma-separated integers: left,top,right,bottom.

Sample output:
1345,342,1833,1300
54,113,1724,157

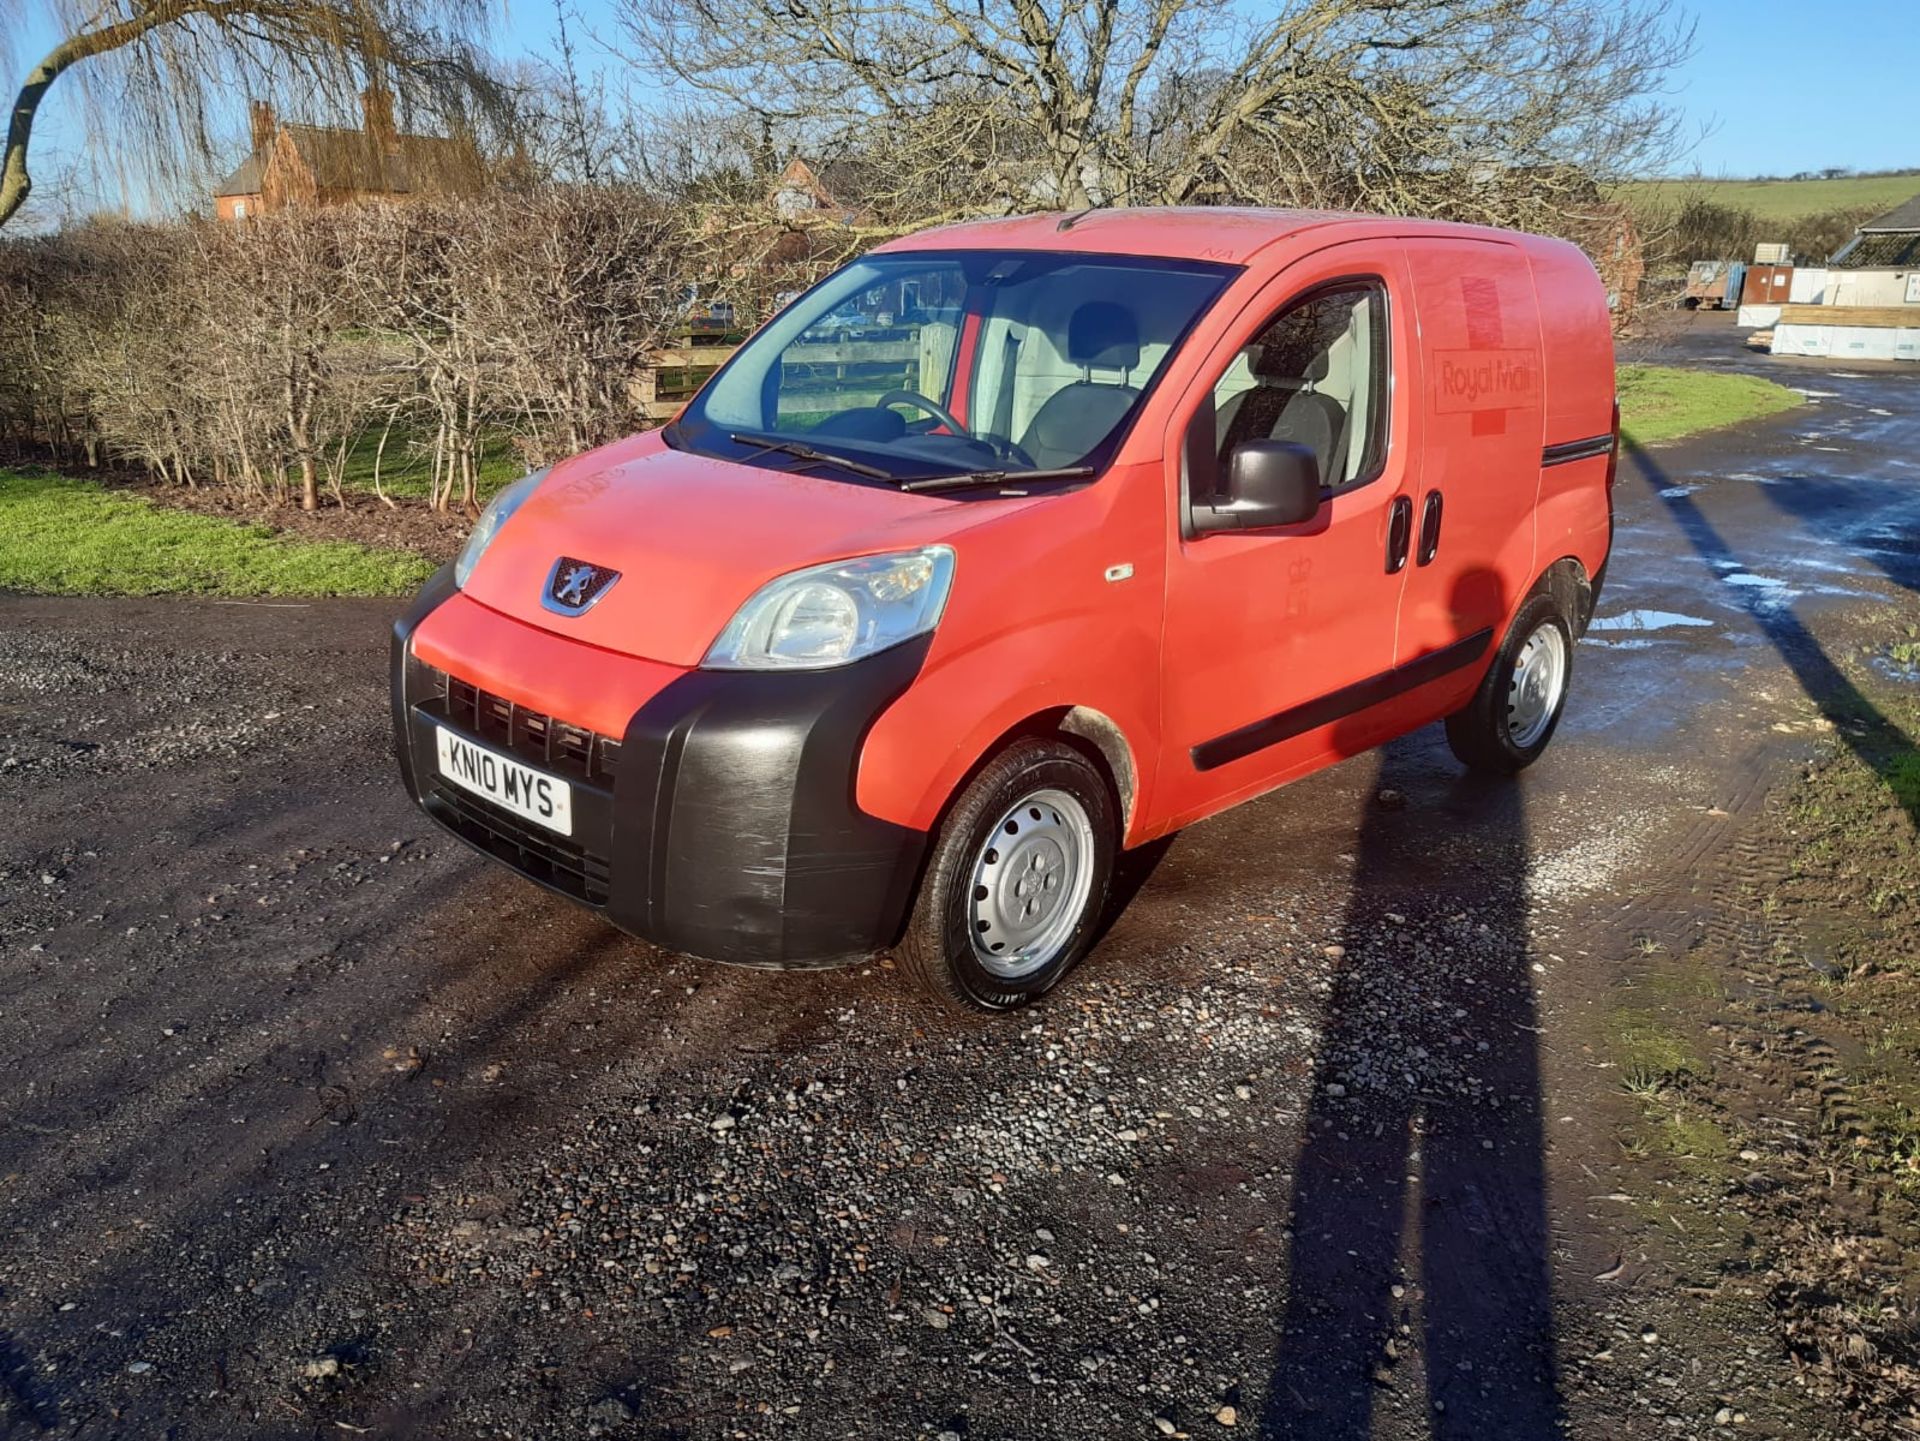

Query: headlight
454,469,548,589
704,546,956,671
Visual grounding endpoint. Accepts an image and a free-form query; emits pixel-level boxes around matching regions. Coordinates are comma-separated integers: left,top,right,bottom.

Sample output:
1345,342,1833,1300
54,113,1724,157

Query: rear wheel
1445,594,1573,774
898,738,1116,1012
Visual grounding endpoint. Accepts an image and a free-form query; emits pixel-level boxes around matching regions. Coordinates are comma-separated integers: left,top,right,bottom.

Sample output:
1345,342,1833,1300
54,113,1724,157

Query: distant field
1623,172,1920,221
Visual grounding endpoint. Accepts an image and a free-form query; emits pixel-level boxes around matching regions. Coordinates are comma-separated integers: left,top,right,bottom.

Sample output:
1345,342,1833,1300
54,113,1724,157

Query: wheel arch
929,705,1140,843
1534,555,1595,637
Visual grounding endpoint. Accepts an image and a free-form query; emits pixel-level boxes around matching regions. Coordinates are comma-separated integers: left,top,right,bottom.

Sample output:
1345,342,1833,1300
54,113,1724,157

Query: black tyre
897,737,1116,1013
1445,593,1574,774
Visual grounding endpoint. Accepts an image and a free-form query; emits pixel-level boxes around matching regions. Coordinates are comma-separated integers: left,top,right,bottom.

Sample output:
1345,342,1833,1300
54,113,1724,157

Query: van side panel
1526,238,1616,589
1390,238,1545,682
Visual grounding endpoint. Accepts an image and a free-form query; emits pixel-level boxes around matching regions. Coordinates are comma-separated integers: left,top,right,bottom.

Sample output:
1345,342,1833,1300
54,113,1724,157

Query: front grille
424,668,621,785
426,781,613,905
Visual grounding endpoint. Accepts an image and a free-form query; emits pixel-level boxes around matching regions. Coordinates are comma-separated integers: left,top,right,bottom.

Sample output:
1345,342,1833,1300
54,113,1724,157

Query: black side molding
1541,434,1615,467
1191,628,1494,772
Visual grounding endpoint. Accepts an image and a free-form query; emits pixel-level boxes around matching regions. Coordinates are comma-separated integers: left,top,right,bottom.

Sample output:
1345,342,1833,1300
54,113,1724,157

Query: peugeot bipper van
392,209,1616,1011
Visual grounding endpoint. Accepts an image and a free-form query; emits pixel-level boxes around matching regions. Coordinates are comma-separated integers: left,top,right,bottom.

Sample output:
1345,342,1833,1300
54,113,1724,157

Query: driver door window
1211,283,1388,493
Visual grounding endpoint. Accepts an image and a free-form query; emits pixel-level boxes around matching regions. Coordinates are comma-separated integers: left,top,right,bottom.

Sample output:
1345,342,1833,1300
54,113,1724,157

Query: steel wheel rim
1506,622,1568,749
967,787,1095,980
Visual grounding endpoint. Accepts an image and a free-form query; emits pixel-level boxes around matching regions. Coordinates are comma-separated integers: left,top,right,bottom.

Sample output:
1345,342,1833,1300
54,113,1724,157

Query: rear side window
1210,282,1389,493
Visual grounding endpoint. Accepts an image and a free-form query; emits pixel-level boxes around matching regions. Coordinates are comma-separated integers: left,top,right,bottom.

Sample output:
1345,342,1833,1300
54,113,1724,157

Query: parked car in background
392,208,1617,1011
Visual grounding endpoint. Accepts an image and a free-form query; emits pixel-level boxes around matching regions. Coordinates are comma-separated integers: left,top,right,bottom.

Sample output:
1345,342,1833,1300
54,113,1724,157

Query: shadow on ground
1632,441,1920,828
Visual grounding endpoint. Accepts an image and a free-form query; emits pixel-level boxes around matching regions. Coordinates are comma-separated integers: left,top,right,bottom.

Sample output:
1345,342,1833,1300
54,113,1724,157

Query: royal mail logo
541,557,621,615
1434,349,1539,414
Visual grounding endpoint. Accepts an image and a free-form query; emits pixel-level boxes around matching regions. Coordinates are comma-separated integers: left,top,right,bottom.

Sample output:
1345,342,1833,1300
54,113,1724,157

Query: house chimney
361,86,397,153
249,100,275,157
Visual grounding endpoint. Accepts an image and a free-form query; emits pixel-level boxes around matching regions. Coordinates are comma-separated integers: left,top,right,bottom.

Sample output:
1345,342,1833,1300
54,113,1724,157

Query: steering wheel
877,389,971,438
877,389,1041,468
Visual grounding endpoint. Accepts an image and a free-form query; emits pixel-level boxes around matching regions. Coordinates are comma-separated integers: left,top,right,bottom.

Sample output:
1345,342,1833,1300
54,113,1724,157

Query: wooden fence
634,332,931,420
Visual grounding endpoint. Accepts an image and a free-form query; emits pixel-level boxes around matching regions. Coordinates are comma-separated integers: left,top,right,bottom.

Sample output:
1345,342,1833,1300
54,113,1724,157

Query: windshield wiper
728,432,896,482
900,465,1096,495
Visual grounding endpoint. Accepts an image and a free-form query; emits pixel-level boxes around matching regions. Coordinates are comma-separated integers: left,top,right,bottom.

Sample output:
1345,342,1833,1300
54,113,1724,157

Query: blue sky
499,0,1912,178
11,0,1913,220
1660,0,1908,175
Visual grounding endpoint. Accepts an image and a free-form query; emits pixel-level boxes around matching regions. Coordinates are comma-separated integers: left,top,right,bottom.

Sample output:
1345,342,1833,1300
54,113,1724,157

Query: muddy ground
2,313,1918,1439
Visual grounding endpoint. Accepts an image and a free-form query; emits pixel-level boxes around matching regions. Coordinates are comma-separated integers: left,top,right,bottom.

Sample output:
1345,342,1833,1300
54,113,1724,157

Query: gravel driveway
3,324,1917,1439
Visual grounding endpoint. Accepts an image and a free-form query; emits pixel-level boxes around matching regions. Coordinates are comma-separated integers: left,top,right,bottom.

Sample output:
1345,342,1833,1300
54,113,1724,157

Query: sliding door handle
1386,495,1413,574
1417,491,1444,566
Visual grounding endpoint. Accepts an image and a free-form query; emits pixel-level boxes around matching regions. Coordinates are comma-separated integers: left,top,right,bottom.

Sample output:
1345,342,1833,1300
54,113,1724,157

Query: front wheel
897,738,1116,1012
1445,594,1574,774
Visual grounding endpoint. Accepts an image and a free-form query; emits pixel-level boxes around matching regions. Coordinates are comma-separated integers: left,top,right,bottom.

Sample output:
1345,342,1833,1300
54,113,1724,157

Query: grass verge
1781,614,1920,963
1616,363,1801,446
0,469,438,598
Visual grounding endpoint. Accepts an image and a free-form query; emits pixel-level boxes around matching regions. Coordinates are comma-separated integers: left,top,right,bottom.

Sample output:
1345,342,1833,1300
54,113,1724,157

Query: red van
393,209,1615,1011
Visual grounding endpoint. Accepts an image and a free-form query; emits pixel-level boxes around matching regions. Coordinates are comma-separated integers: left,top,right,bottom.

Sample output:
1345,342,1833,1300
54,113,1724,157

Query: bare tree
1,0,501,229
616,0,1692,230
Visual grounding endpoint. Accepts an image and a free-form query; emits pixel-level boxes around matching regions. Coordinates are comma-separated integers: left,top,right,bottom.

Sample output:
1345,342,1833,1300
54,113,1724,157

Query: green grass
1609,1010,1701,1094
1621,171,1920,221
1617,364,1802,446
335,427,527,504
0,469,438,597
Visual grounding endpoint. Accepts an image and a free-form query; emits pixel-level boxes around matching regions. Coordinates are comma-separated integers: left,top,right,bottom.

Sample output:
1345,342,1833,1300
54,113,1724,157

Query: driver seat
1019,303,1141,469
1216,337,1347,487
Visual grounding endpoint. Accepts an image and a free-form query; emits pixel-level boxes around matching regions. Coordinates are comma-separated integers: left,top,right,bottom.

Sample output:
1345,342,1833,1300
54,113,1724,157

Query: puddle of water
1580,636,1660,650
1781,552,1866,579
1871,656,1920,685
1869,407,1895,417
1589,610,1715,633
1657,485,1699,499
1723,572,1787,589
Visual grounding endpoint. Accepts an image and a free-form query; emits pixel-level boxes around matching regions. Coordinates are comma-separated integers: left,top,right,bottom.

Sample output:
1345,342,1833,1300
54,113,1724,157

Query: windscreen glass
669,249,1236,486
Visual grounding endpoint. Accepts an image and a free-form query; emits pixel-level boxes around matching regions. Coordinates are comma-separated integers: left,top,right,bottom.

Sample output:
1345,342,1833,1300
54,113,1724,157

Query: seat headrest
1250,335,1331,383
1068,302,1141,371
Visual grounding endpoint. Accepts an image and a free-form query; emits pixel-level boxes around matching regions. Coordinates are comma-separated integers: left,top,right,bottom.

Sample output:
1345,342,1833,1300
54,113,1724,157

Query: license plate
434,726,573,837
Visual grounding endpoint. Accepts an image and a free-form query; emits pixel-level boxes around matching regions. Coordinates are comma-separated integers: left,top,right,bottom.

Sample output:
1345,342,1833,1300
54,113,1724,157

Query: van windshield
668,250,1237,489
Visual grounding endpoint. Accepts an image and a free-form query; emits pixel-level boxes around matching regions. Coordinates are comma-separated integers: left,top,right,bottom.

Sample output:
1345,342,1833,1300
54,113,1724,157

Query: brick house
213,90,484,220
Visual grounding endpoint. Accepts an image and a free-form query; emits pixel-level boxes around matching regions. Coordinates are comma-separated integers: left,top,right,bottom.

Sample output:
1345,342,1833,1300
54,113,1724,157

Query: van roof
875,207,1527,267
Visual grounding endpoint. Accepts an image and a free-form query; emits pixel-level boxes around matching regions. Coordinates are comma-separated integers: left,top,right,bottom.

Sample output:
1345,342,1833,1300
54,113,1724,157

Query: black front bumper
392,567,932,969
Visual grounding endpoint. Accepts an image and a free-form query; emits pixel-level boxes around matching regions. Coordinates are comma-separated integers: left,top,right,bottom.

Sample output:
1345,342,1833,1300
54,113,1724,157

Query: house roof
1858,191,1920,233
1834,231,1920,268
213,153,264,198
214,122,480,199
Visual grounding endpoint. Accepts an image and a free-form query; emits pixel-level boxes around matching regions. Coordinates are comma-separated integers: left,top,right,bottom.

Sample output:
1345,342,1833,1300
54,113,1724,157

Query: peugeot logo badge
541,557,621,615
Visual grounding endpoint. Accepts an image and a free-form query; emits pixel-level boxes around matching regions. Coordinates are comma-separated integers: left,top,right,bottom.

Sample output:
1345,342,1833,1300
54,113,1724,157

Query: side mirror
1192,439,1323,535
